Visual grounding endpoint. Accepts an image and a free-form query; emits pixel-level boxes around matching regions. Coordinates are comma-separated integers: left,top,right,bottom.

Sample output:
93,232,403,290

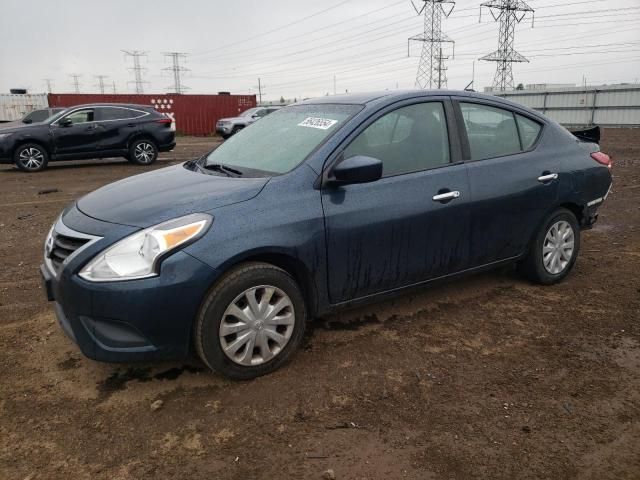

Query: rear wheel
519,208,580,285
14,143,49,172
195,262,307,379
129,139,158,165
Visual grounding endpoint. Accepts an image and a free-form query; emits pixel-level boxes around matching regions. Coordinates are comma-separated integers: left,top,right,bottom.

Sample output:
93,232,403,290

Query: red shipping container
47,93,256,136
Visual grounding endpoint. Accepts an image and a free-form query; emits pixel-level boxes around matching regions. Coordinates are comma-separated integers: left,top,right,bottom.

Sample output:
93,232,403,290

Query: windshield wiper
203,163,243,177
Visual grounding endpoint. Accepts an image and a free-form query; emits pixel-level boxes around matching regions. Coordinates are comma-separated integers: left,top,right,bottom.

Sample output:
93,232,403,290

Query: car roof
62,103,155,110
296,89,545,120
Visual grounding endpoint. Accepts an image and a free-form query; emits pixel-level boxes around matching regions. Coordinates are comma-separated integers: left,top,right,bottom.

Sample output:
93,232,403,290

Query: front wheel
195,262,307,379
14,143,49,172
129,139,158,165
519,208,580,285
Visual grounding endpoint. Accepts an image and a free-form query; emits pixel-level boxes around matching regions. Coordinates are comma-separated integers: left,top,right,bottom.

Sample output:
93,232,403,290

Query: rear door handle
126,123,135,127
537,173,558,183
432,191,461,202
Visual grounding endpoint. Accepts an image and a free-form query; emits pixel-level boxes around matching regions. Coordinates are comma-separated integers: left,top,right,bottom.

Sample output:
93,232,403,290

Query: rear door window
97,107,143,121
459,102,521,160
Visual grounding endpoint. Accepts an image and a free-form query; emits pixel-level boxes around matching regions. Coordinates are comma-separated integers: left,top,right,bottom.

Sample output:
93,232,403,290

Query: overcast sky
1,0,639,100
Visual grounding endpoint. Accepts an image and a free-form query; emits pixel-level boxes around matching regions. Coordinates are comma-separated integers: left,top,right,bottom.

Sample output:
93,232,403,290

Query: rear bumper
158,141,176,153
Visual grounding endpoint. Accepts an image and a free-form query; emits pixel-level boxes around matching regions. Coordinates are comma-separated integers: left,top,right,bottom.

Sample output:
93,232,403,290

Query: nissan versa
41,90,612,379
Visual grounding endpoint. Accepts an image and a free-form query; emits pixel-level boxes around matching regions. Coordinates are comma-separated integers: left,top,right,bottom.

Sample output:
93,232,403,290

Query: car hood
76,163,269,228
218,116,248,123
0,121,46,133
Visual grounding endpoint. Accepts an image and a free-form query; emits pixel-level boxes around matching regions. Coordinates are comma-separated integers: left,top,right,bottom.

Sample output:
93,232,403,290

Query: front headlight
79,213,212,282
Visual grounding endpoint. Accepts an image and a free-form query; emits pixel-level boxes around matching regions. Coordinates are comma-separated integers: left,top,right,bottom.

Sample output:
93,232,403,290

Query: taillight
591,151,612,169
155,118,172,125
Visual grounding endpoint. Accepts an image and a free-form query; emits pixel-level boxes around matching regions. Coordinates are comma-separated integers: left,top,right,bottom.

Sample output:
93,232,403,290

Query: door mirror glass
23,118,33,124
331,155,383,185
60,118,73,127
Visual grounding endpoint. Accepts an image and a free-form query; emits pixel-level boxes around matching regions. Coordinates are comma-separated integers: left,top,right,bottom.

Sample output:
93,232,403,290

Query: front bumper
41,209,220,363
216,123,233,135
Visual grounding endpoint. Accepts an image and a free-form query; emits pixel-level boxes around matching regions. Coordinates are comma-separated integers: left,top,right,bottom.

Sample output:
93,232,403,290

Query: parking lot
0,132,638,479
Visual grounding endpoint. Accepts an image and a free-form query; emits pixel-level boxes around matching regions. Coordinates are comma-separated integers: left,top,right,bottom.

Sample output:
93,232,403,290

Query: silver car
216,106,281,139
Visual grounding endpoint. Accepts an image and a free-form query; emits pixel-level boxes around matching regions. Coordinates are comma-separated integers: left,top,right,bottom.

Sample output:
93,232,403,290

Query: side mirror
251,114,259,119
23,119,33,124
330,155,383,185
59,118,73,127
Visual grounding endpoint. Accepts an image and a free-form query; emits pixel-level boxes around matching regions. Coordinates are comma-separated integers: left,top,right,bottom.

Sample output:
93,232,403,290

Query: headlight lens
79,213,212,282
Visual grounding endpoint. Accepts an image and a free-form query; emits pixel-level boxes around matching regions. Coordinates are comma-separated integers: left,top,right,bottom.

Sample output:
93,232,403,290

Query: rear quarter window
516,114,542,150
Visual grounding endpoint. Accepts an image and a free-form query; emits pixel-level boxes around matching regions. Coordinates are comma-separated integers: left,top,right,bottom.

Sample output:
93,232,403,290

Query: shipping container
0,93,49,122
47,93,257,136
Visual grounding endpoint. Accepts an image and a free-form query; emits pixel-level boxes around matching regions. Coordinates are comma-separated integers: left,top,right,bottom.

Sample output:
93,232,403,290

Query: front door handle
537,173,558,183
432,191,461,202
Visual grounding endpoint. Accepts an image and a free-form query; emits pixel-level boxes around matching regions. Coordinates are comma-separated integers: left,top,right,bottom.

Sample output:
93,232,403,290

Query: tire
14,143,49,172
519,208,580,285
129,139,158,165
195,262,307,380
230,126,243,136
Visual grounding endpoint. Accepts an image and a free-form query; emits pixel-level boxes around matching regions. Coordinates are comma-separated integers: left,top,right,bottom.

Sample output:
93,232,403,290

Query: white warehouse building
489,83,640,128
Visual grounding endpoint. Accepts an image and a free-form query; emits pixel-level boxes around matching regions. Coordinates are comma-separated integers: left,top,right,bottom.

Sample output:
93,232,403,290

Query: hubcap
134,142,154,163
19,147,44,169
219,285,295,366
543,220,575,275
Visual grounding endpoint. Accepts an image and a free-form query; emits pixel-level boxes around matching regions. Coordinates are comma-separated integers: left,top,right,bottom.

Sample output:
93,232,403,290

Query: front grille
49,231,90,273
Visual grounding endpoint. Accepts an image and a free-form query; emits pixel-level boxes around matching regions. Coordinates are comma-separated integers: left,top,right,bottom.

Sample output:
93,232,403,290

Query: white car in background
216,106,282,139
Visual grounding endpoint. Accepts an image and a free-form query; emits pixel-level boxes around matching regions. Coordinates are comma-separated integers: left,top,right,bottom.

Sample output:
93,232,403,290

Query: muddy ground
0,133,638,480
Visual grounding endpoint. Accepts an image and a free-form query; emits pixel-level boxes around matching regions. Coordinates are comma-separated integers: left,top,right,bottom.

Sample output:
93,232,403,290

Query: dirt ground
0,133,638,480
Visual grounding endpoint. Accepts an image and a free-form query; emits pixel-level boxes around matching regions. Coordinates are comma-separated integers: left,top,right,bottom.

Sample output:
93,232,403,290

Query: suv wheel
14,143,49,172
195,262,307,380
129,139,158,165
519,208,580,285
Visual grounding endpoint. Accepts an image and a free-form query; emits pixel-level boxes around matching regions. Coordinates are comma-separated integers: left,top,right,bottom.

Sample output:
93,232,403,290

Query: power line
162,52,190,94
69,74,82,94
122,50,149,94
409,1,456,89
192,0,354,57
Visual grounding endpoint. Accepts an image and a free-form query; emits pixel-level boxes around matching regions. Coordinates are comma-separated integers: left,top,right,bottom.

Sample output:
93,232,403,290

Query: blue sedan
41,90,612,379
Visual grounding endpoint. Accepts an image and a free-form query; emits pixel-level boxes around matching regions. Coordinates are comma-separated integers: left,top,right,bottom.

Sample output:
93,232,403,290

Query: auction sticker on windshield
298,117,338,130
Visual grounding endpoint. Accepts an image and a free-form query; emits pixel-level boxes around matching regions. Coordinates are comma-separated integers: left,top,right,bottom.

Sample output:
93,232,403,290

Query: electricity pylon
122,50,149,94
479,0,534,91
162,52,190,94
408,0,455,89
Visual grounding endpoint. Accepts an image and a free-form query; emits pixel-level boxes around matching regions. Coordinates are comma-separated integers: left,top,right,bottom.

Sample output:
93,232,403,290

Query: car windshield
204,104,361,176
240,108,260,117
23,110,50,123
43,108,69,124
